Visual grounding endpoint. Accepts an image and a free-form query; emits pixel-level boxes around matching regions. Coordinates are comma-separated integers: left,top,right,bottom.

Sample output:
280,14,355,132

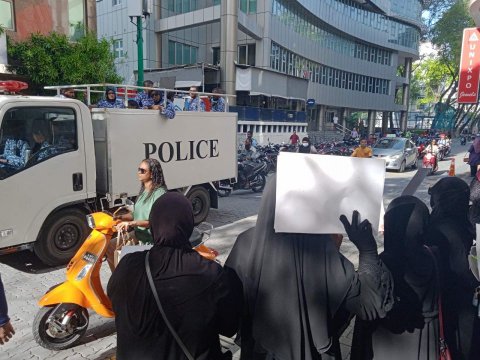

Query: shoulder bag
424,246,452,360
464,151,470,163
145,251,195,360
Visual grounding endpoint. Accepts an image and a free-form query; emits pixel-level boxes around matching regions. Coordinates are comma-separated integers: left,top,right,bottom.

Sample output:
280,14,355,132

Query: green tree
7,31,121,94
412,0,479,133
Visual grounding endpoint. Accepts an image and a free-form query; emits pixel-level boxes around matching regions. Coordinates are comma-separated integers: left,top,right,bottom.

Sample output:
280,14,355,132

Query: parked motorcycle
33,202,218,350
218,156,268,197
422,151,437,175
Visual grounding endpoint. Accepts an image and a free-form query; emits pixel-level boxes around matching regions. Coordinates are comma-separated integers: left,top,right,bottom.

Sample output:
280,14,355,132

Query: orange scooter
32,203,218,350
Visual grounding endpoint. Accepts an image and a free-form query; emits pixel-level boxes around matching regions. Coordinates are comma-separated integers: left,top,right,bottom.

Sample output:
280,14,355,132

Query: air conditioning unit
127,0,143,17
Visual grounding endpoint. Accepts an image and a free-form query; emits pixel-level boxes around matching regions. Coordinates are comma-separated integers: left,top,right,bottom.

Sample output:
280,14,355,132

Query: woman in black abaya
225,175,394,360
107,192,242,360
426,177,480,360
351,195,440,359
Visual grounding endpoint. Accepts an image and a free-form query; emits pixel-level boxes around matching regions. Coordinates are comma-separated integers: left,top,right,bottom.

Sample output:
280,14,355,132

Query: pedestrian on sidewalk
289,130,299,145
225,175,394,360
426,177,480,360
468,135,480,177
107,192,242,360
0,274,15,345
350,195,440,360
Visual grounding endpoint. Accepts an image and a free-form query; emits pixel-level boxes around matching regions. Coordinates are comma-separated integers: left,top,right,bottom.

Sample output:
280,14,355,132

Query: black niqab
149,191,194,249
351,196,439,360
107,192,239,360
429,177,474,245
226,175,393,360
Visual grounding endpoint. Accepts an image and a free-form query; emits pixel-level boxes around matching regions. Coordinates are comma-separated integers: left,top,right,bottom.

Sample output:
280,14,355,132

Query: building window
112,0,121,5
168,0,198,15
68,0,85,41
212,46,220,65
113,39,124,59
240,0,256,14
168,40,199,65
238,44,255,66
0,0,14,30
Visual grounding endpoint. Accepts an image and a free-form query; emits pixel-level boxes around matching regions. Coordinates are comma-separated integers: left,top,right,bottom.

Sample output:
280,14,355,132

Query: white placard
274,152,386,234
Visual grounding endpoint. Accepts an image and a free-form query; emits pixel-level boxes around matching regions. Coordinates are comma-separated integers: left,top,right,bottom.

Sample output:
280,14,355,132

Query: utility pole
136,16,144,86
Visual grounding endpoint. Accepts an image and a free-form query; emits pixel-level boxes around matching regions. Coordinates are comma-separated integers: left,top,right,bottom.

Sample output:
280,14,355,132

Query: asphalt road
0,139,472,360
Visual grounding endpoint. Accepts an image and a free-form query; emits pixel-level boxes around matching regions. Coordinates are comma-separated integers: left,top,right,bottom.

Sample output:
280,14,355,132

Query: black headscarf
381,196,436,328
429,177,474,248
383,195,429,264
105,86,116,104
107,192,229,360
226,175,358,359
149,191,194,249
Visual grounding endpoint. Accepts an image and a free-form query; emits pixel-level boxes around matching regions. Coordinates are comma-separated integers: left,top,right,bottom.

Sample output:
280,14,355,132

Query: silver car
372,137,418,172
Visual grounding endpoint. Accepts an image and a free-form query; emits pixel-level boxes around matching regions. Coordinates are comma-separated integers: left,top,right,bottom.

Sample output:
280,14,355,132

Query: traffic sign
306,98,315,107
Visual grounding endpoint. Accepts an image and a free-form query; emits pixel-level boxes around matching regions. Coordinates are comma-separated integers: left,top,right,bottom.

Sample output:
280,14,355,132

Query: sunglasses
137,167,149,174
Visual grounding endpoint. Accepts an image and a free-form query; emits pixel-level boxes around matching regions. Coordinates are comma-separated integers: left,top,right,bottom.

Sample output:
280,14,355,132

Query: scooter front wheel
33,305,89,350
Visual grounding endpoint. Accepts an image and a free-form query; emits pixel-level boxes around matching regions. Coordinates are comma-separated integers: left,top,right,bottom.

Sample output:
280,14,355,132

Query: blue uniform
135,92,155,109
160,100,176,119
34,141,58,162
97,99,125,108
211,97,226,112
0,275,9,326
0,138,30,168
185,97,205,112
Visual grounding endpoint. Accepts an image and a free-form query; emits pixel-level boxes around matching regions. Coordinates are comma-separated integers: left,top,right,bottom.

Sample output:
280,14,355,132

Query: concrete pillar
85,0,97,34
339,107,346,135
155,5,162,69
382,111,389,136
368,110,376,137
220,0,238,106
400,57,413,132
318,105,326,131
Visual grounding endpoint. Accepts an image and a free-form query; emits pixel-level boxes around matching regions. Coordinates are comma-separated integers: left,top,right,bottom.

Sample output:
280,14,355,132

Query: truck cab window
0,107,78,180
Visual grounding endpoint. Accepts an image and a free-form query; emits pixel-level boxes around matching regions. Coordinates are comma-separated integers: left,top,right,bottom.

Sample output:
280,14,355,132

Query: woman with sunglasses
106,158,166,271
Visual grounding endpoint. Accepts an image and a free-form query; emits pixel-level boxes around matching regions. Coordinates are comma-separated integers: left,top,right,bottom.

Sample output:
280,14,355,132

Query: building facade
97,0,423,142
0,0,97,78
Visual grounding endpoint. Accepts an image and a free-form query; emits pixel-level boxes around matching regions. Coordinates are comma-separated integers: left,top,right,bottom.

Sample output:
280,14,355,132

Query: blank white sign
274,152,386,234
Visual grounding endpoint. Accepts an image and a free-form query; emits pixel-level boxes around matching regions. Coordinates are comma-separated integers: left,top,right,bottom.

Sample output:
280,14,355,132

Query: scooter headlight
76,264,93,281
86,215,95,229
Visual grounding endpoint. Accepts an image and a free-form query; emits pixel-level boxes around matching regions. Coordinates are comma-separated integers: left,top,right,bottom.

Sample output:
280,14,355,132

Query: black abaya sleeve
343,257,394,321
212,266,243,337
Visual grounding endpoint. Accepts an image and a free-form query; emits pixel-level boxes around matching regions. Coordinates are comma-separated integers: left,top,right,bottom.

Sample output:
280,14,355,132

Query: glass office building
97,0,423,141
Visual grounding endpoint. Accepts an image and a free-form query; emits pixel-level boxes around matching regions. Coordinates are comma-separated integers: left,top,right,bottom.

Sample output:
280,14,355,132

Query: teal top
133,186,166,244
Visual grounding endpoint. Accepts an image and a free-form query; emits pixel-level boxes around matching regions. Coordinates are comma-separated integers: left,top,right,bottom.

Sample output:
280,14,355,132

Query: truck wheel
33,306,89,350
187,187,211,225
34,208,89,266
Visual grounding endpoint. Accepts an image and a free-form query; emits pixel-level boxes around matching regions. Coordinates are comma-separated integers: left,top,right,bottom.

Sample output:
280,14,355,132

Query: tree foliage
7,31,121,93
412,0,480,132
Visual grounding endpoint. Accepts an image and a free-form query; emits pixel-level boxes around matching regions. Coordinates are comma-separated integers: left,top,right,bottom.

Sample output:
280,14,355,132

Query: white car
372,137,418,172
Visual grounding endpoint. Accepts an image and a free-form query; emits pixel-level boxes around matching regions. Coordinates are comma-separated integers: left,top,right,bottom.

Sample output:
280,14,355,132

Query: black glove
339,210,378,257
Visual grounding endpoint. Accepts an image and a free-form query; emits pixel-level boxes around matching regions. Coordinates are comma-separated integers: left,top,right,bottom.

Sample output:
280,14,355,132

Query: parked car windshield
374,138,404,150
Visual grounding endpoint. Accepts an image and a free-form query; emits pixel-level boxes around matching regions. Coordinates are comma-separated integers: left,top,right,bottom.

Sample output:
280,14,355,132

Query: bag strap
423,246,446,340
145,251,195,360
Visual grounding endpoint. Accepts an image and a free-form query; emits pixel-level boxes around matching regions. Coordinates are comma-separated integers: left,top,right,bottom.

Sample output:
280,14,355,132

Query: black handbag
145,251,195,360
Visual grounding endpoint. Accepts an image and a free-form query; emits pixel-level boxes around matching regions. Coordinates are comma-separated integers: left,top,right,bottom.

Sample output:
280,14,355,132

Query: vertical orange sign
458,28,480,104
